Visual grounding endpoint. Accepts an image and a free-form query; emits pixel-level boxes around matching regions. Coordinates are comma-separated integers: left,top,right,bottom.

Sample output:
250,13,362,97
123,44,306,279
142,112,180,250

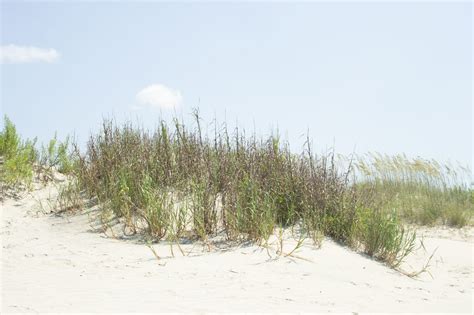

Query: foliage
354,153,473,227
0,115,74,189
71,113,418,267
0,116,37,186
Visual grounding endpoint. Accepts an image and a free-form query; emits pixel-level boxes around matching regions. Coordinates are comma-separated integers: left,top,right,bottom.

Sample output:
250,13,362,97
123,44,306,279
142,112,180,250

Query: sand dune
1,183,472,313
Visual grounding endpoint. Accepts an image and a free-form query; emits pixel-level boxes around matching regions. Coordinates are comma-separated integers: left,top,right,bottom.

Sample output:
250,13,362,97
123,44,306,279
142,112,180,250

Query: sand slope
1,183,472,313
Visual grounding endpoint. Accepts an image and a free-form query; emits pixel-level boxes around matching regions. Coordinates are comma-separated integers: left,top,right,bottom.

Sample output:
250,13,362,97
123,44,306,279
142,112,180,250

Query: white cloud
135,84,182,110
0,44,60,64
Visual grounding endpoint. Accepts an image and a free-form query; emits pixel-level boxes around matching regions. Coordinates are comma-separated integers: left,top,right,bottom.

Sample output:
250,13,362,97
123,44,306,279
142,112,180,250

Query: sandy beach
1,183,472,313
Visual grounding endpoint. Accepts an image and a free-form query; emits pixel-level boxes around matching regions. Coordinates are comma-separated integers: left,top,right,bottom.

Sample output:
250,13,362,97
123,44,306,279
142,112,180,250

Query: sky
1,1,472,169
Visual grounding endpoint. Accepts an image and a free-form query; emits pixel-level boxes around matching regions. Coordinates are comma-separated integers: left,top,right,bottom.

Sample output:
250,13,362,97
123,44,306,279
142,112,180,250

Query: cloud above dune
135,84,182,110
0,44,60,64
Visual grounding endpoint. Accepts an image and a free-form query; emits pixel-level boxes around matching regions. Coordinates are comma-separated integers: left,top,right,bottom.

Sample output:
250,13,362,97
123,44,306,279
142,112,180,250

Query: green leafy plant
0,116,37,187
40,134,74,175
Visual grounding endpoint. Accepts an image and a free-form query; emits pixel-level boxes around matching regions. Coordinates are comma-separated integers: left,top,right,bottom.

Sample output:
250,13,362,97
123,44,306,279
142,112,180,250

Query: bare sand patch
1,183,472,313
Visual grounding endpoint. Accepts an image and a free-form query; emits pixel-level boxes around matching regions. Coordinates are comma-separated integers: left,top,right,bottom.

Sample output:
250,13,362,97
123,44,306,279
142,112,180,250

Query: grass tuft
68,112,423,267
354,153,473,227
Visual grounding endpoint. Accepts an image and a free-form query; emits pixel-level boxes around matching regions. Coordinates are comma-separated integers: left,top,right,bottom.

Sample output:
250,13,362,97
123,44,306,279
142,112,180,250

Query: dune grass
2,112,471,268
0,116,37,188
0,115,73,191
68,112,419,267
354,153,473,227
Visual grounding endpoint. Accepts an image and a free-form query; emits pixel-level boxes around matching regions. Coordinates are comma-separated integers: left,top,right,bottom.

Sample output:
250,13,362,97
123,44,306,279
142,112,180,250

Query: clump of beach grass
0,115,75,199
354,153,473,227
69,111,417,268
0,116,37,189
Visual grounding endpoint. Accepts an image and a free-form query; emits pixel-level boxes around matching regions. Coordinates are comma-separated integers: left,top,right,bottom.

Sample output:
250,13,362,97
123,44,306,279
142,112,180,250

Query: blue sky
1,1,472,168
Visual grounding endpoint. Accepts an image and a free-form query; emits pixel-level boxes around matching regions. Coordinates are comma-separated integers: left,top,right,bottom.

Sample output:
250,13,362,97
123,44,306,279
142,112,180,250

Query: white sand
1,183,472,313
